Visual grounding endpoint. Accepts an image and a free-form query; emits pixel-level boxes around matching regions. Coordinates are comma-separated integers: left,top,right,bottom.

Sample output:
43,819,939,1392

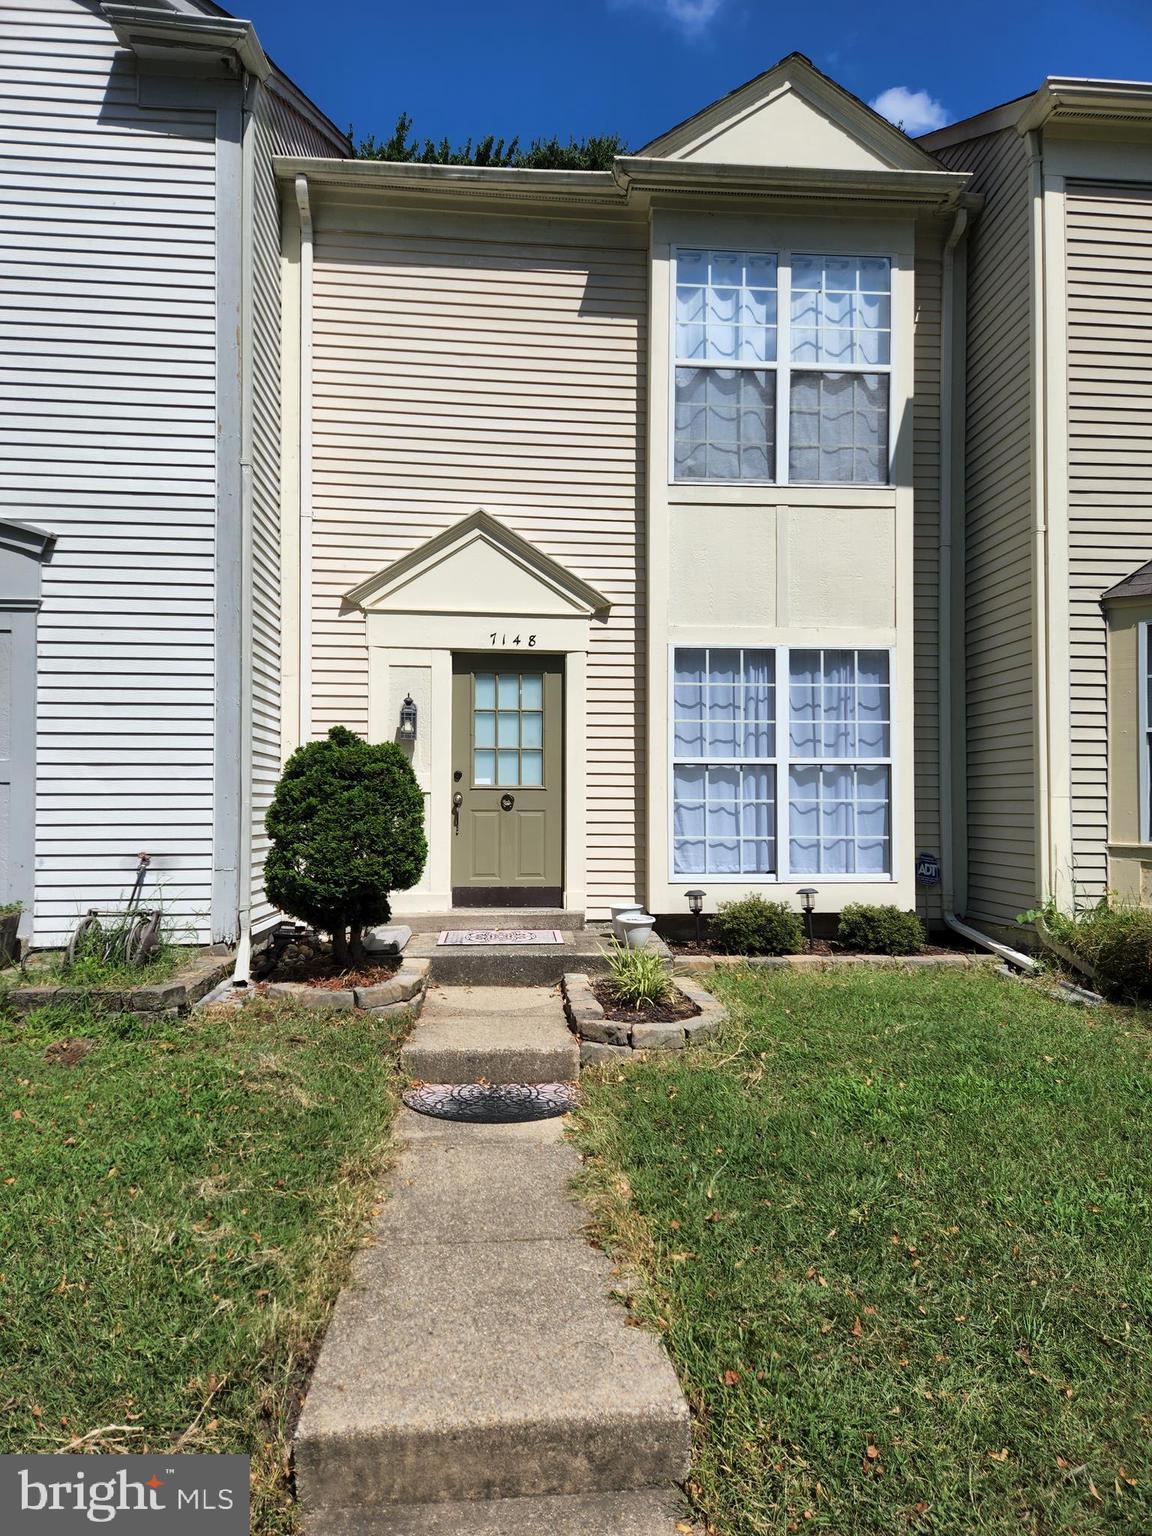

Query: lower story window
671,644,893,879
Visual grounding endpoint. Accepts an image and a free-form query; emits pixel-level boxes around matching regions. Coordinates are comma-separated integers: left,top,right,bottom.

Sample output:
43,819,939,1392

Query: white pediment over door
344,509,611,618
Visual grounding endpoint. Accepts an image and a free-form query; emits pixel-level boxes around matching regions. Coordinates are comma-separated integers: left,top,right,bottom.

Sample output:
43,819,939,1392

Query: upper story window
673,248,892,486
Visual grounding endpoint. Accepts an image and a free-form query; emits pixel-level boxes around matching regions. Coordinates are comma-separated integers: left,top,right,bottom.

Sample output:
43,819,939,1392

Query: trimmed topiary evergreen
265,726,427,964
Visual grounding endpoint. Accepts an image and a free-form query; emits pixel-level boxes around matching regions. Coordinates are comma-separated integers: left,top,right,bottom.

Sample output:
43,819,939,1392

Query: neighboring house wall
247,83,345,933
1064,180,1152,905
937,129,1038,929
0,0,219,945
305,207,648,917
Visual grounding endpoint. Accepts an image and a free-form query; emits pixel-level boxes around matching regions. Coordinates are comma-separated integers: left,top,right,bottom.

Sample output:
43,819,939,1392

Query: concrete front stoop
400,984,579,1083
294,985,696,1536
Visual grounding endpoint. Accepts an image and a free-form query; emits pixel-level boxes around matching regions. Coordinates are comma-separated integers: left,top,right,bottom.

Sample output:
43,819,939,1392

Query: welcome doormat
436,929,564,946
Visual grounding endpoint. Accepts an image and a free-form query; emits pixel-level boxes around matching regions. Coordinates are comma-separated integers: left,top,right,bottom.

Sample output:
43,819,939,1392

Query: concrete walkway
295,986,695,1534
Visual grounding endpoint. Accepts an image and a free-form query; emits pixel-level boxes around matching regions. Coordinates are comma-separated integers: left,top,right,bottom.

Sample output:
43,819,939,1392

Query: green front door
451,655,563,906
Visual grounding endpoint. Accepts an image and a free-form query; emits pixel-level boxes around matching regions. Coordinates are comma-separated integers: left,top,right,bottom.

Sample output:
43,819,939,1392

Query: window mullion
777,253,791,487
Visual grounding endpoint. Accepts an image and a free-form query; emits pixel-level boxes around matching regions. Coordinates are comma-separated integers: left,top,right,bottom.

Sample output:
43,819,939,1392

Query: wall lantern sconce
398,695,418,742
685,888,706,947
797,887,818,947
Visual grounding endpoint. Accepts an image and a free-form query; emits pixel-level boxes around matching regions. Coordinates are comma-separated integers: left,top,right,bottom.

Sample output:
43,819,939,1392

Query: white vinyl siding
310,220,647,917
936,129,1037,929
247,86,344,932
1065,181,1152,905
0,0,218,945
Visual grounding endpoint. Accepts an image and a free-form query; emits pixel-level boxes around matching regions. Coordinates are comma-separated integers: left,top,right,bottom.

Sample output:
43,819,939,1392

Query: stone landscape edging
265,958,430,1016
2,949,236,1018
562,971,725,1064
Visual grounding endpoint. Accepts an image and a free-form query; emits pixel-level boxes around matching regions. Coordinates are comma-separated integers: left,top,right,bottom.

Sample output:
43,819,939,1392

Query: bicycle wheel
67,914,101,966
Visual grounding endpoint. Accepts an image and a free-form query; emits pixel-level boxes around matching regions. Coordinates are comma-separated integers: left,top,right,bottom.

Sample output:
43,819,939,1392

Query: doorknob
452,791,463,835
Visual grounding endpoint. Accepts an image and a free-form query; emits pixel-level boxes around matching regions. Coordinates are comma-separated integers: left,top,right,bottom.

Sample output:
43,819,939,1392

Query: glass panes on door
473,672,544,787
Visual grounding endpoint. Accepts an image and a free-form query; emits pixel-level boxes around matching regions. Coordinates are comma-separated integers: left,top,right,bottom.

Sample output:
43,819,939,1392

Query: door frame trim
366,618,591,916
450,652,565,904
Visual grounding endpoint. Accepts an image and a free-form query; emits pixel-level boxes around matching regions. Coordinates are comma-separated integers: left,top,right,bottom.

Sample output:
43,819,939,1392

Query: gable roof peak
638,52,944,174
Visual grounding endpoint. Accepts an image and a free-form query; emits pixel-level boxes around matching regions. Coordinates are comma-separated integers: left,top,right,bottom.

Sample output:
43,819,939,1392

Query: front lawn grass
574,967,1152,1535
0,998,406,1533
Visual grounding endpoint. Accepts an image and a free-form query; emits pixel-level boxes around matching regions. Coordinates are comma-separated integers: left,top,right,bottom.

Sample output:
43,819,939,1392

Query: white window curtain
672,647,776,875
671,646,894,880
787,649,891,874
674,250,778,482
673,248,892,486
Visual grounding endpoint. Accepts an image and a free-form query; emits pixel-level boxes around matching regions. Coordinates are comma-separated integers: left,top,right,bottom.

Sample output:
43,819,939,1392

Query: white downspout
295,173,314,747
1026,127,1054,905
938,200,1038,972
231,75,259,988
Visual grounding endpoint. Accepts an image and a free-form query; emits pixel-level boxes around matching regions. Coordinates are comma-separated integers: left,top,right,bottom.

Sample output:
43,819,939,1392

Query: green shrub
606,941,674,1007
265,726,427,965
710,896,804,956
1038,899,1152,1002
837,903,926,956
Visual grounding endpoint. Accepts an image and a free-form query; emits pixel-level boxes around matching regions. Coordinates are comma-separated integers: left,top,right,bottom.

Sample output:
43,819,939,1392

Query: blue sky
240,0,1152,148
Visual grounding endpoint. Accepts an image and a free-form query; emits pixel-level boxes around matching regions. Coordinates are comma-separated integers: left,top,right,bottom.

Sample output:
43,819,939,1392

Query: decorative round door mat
403,1082,581,1123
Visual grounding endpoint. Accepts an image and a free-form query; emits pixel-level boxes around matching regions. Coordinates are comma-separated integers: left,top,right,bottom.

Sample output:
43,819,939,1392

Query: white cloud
616,0,728,35
869,85,949,136
662,0,726,27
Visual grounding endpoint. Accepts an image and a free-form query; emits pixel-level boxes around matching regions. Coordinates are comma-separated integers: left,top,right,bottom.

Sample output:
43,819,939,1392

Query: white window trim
1140,620,1151,845
668,243,898,489
667,641,897,883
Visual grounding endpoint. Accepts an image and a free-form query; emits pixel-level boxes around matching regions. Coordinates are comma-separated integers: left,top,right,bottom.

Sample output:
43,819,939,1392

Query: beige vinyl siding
246,87,345,932
1065,181,1152,904
310,218,646,914
912,234,943,921
0,0,217,945
937,129,1037,927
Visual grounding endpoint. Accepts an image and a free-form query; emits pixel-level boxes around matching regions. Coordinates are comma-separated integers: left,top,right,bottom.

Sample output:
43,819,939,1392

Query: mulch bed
667,939,963,959
255,934,400,990
592,977,701,1025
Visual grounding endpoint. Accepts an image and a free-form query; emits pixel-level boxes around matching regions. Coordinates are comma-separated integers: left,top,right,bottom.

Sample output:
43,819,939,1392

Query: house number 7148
489,633,536,646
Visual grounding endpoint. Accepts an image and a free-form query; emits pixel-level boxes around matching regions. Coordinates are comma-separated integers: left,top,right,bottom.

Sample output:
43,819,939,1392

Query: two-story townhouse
0,0,346,954
274,55,973,926
924,80,1152,940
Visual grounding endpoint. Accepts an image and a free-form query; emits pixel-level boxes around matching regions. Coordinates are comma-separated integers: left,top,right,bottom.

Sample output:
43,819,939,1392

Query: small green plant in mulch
1024,895,1152,1003
606,940,674,1009
573,966,1152,1536
836,902,926,956
0,996,408,1534
709,895,804,956
0,901,21,916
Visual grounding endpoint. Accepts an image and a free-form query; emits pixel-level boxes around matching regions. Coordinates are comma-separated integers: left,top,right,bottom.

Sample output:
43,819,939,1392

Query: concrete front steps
403,909,588,933
401,985,579,1083
399,912,669,986
303,1489,696,1534
294,985,694,1535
